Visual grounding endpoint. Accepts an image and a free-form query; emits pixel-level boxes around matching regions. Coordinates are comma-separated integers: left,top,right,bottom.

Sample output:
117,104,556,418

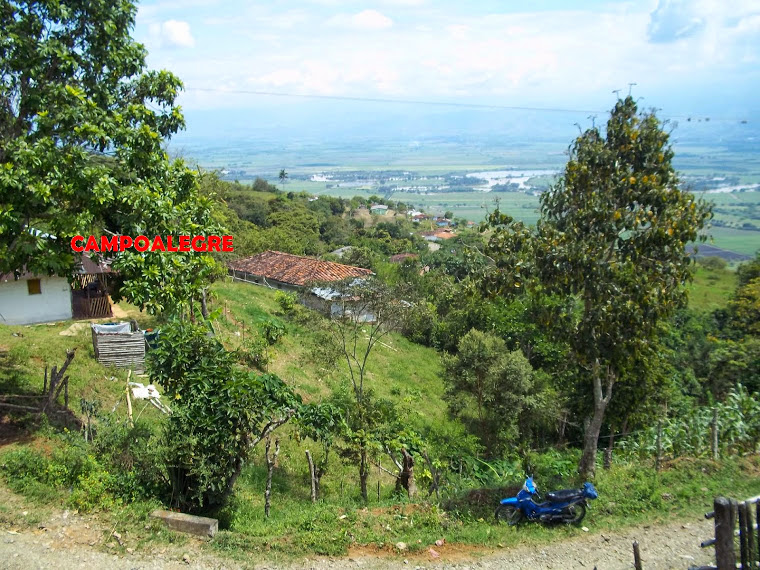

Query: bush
0,441,121,512
275,291,298,314
260,320,284,345
148,320,302,512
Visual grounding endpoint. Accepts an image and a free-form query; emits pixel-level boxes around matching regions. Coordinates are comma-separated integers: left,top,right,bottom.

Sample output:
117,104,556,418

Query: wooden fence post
746,500,756,567
739,501,749,569
633,541,642,570
305,450,317,503
711,408,719,461
264,438,280,518
655,420,663,471
756,501,760,567
714,497,737,570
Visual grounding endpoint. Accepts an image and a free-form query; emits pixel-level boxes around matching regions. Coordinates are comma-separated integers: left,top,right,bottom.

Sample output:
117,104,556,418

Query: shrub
148,320,302,512
275,291,298,314
260,320,285,345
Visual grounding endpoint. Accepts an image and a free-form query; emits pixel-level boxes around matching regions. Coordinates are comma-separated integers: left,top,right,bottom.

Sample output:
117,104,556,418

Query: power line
184,86,602,115
183,86,752,123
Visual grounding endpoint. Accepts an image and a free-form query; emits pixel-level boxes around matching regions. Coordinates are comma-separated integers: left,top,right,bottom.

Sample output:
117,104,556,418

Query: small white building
0,254,113,325
0,273,73,325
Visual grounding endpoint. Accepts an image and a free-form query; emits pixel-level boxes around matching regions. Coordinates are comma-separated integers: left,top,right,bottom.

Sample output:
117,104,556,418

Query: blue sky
133,0,760,119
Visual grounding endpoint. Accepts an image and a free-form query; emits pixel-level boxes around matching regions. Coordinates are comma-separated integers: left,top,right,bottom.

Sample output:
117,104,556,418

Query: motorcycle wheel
564,503,586,524
495,505,523,526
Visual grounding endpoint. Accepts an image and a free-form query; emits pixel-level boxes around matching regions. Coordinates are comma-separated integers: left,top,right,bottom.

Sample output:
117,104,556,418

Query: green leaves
148,320,302,511
484,96,712,370
1,0,220,312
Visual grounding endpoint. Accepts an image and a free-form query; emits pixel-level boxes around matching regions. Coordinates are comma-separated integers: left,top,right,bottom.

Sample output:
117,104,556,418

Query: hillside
210,280,450,428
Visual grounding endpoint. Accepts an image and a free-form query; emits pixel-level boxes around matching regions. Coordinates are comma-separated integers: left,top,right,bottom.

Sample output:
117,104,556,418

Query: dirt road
0,510,716,570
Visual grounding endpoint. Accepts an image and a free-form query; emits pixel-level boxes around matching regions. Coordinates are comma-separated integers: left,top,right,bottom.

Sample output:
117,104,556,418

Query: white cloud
648,0,706,42
161,20,195,48
327,9,393,30
134,0,760,112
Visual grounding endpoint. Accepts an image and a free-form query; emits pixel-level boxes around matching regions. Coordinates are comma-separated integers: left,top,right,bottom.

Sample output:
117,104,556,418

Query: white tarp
92,322,131,334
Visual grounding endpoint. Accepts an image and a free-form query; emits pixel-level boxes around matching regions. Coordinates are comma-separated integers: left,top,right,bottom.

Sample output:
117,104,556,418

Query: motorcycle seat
546,489,583,502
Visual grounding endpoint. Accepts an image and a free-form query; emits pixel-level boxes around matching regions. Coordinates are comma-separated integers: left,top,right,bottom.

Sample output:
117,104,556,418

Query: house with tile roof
229,251,372,289
228,251,375,318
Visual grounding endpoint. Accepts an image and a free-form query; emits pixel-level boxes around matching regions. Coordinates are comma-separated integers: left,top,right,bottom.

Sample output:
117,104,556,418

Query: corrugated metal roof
0,254,112,281
229,251,372,286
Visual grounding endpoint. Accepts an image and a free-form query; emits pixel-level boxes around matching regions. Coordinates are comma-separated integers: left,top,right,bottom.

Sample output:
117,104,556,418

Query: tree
148,320,301,511
315,278,411,501
0,0,219,314
442,328,550,455
295,402,344,502
484,96,712,478
279,169,288,185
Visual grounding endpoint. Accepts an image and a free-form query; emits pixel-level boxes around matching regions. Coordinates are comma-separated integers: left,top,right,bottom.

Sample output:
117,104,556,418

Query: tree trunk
200,288,209,319
264,437,280,518
578,360,614,480
603,424,615,470
359,445,369,503
394,448,417,499
305,449,317,503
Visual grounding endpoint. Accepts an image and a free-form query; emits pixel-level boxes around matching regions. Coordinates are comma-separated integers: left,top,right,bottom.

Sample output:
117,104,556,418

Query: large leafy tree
484,97,712,478
442,328,555,456
148,321,301,511
0,0,219,314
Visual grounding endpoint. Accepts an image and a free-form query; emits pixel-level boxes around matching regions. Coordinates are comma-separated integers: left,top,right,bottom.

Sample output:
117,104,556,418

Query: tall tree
315,278,410,501
484,97,712,478
0,0,219,314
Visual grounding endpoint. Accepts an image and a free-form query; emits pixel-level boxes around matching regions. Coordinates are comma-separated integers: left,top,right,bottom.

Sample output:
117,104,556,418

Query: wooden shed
91,322,145,372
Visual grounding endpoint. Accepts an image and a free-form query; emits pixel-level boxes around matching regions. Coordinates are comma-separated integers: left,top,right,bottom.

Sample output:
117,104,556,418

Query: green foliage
0,0,222,315
148,320,302,511
483,96,713,476
0,424,163,512
275,290,298,314
443,329,557,456
261,319,285,345
699,256,728,271
727,276,760,336
619,384,760,458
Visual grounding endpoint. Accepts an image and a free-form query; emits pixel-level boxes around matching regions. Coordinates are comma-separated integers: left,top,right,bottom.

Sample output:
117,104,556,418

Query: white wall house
0,275,73,325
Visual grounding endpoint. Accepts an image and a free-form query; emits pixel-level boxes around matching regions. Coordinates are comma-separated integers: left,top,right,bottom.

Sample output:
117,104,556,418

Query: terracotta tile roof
389,253,419,263
229,251,372,287
421,229,457,240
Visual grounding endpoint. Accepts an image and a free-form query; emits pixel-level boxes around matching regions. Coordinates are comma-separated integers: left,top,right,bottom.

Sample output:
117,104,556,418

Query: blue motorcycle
495,476,598,525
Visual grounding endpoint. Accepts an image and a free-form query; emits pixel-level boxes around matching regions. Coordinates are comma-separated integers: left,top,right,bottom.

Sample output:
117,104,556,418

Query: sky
132,0,760,130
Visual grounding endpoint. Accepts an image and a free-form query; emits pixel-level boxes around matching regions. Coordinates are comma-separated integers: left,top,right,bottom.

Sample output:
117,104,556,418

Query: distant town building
421,228,457,242
370,204,389,215
389,253,419,263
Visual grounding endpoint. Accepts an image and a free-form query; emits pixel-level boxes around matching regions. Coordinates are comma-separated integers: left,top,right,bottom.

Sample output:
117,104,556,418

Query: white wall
0,276,72,325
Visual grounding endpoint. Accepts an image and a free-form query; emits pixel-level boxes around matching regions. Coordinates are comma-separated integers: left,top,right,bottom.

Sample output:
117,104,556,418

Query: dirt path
0,511,716,569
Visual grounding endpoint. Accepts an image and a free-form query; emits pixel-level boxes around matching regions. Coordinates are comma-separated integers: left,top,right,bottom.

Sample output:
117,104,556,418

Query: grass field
687,265,739,312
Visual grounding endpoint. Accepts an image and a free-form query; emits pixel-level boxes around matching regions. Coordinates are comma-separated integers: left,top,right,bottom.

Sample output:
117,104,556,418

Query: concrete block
150,509,218,538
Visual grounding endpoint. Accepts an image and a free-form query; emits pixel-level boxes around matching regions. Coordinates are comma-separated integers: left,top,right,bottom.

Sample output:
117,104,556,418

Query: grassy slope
0,304,160,418
687,265,738,312
211,280,448,425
